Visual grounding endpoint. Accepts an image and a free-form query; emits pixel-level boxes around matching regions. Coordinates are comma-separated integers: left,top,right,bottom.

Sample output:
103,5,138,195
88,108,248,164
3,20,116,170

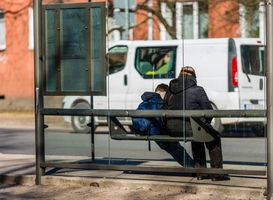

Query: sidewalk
0,153,268,199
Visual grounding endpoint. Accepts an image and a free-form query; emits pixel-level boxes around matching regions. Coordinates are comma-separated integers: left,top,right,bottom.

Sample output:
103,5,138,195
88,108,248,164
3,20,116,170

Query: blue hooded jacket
132,92,166,135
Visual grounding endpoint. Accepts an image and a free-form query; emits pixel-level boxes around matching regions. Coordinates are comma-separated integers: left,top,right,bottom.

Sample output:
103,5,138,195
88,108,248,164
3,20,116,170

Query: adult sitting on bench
131,83,195,168
165,66,230,181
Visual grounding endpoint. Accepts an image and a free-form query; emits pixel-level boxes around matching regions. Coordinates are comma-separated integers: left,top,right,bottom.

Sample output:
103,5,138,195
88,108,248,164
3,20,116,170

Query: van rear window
135,46,177,79
241,45,265,76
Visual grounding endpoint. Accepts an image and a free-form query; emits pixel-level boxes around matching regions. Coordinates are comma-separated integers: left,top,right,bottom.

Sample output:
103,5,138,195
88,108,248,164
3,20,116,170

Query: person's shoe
211,175,230,181
197,174,210,180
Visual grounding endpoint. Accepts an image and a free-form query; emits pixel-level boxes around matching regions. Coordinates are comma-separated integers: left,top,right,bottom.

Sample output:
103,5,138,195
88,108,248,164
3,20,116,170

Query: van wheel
71,101,93,133
211,103,224,133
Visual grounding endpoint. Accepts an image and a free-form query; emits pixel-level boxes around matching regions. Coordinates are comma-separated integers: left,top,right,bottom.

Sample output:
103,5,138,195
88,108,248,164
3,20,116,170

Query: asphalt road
0,126,267,169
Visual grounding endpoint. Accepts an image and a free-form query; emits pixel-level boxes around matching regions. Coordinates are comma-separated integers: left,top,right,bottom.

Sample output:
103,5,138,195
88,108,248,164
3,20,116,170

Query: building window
29,7,34,50
0,10,6,50
165,2,208,40
198,1,208,38
179,2,208,39
182,4,194,39
160,3,173,40
240,2,265,38
113,0,136,40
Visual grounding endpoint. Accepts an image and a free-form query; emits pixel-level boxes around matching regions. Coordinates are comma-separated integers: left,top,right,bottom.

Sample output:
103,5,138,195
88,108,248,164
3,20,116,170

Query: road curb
0,174,266,199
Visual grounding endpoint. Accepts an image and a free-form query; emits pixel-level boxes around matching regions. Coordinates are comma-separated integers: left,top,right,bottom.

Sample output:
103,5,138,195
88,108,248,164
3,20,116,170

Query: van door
236,40,265,111
124,45,178,110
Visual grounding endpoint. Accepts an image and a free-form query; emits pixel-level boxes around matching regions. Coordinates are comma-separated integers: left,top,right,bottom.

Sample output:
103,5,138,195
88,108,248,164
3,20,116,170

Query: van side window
108,46,128,75
135,46,176,79
241,45,265,76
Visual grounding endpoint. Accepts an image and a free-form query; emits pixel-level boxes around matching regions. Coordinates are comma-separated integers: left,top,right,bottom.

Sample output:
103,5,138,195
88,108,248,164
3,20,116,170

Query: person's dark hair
180,66,197,78
155,83,169,93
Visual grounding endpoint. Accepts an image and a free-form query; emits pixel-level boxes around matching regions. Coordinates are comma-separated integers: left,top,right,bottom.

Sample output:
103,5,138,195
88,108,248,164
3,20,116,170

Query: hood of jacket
169,75,197,94
141,92,161,101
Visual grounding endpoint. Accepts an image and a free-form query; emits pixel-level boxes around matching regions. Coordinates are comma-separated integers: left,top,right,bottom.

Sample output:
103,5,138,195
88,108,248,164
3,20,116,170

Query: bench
107,116,214,143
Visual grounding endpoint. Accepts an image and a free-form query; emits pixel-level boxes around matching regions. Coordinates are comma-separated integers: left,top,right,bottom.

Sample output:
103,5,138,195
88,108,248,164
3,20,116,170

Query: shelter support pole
88,0,95,161
267,0,273,198
34,0,45,185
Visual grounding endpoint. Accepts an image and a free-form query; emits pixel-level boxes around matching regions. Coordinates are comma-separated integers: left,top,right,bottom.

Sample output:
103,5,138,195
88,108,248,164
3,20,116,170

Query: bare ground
0,183,264,200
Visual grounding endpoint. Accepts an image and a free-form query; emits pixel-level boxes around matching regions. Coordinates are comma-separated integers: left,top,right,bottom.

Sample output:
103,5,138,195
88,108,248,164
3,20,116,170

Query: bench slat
108,116,195,142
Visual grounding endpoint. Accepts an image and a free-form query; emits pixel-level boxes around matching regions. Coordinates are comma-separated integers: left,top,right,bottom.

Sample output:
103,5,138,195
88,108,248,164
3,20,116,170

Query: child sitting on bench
132,83,194,168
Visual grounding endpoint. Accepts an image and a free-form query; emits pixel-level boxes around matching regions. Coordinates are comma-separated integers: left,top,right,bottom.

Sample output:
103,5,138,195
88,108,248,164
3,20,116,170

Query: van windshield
241,45,265,76
107,46,128,74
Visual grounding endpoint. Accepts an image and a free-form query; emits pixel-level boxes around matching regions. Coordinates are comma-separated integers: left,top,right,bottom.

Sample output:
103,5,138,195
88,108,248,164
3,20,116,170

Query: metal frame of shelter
34,0,273,198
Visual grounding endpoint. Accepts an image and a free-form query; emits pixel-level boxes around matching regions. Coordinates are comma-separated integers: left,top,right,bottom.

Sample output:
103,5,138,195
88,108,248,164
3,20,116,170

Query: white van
62,38,265,135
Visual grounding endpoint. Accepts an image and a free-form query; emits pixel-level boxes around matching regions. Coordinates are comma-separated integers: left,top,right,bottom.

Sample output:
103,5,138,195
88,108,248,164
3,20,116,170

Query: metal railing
40,108,266,118
36,108,267,184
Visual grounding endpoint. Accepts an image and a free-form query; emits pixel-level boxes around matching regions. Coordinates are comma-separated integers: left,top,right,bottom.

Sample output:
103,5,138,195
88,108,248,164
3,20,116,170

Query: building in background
110,0,265,41
0,0,266,109
0,1,34,102
0,0,104,110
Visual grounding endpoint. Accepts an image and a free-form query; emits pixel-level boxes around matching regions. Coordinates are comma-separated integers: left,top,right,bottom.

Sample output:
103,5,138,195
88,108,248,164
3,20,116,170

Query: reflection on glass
91,7,102,91
45,9,56,91
60,8,86,91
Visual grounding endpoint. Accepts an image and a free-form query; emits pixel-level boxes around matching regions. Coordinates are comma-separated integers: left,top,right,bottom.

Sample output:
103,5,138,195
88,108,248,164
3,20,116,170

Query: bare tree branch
107,0,263,39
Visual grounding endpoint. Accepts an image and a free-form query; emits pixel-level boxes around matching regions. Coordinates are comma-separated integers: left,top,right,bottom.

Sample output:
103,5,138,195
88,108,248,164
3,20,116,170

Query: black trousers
191,135,223,176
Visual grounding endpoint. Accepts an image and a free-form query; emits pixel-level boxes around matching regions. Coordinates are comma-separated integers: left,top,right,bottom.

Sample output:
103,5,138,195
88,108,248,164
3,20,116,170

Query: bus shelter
34,0,273,198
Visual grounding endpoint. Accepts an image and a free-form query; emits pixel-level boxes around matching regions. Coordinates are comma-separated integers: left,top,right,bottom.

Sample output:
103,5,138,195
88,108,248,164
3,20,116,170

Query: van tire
71,101,93,133
211,103,224,133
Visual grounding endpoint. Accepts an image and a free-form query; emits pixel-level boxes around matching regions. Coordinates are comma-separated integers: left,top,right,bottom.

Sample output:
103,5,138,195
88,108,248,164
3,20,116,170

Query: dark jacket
132,92,166,135
165,74,213,137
